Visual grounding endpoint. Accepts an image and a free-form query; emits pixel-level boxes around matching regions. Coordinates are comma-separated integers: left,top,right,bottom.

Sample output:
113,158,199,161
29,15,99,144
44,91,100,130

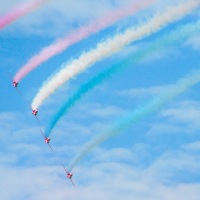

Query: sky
0,0,200,199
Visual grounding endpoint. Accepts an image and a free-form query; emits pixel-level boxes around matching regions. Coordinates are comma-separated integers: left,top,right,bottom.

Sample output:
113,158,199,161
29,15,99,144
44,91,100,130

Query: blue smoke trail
45,20,200,137
67,68,200,172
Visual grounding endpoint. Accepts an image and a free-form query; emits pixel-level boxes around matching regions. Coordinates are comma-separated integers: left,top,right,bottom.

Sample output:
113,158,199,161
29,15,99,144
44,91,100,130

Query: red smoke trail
0,0,48,30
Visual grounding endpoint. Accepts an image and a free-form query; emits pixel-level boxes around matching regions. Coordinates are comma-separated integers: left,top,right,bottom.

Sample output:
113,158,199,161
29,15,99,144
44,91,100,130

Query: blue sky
0,0,200,199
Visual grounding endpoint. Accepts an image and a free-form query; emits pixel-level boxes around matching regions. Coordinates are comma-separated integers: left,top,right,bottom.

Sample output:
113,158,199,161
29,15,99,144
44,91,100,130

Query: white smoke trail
32,0,200,110
44,20,200,137
67,68,200,172
13,0,155,83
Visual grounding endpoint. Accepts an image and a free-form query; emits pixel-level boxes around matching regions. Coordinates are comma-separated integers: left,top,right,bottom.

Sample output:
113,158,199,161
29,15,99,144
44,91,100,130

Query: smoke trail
45,20,200,137
13,0,155,83
31,0,200,111
0,0,48,30
67,68,200,172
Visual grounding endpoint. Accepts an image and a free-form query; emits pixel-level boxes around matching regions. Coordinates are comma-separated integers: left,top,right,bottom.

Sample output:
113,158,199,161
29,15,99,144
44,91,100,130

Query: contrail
0,0,48,30
31,0,200,111
67,68,200,172
13,0,155,83
44,20,200,137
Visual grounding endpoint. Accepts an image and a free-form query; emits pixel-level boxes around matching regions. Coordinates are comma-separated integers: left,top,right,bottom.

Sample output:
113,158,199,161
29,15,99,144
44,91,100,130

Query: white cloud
144,100,200,140
182,141,200,151
0,153,18,166
186,34,200,50
0,0,136,37
147,122,184,136
0,0,24,14
160,100,200,130
118,85,166,98
0,110,199,199
92,143,152,167
145,148,200,185
0,144,200,200
86,103,125,118
1,0,190,37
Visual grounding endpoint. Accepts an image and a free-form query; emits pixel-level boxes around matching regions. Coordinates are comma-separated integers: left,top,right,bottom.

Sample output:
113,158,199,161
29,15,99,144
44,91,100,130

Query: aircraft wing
62,165,67,173
70,179,76,187
48,143,54,152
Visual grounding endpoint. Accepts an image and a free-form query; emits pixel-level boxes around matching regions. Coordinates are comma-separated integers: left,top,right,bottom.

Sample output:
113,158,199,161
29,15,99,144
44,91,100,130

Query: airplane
32,109,38,116
62,165,75,187
67,172,73,180
12,81,22,96
13,81,18,87
44,137,50,144
31,108,41,126
44,136,54,152
38,128,53,152
7,72,22,97
7,71,18,88
8,73,23,99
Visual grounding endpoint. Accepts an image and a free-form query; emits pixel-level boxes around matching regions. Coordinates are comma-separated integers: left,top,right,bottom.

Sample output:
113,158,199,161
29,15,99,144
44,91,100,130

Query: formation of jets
10,78,75,187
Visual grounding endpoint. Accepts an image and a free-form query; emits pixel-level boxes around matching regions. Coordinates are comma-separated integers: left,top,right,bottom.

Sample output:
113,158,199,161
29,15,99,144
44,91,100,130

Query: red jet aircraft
32,109,38,116
31,108,41,127
11,80,21,96
45,137,50,144
44,137,53,151
13,81,18,87
62,165,75,187
38,128,53,152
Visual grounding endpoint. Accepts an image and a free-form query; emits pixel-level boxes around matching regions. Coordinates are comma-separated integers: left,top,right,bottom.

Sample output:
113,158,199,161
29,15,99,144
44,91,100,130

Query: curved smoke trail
67,68,200,172
44,20,200,137
31,0,200,111
0,0,49,30
13,0,155,83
